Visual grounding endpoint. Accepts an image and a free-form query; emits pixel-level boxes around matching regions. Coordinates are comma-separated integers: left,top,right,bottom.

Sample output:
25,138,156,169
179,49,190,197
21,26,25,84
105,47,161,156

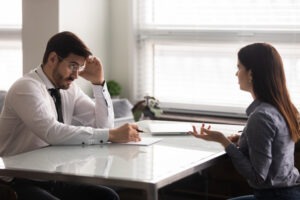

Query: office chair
0,90,7,112
0,183,17,200
0,90,17,199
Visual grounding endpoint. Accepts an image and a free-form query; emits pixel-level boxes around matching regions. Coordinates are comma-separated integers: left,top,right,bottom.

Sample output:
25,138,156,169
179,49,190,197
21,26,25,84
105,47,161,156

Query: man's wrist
108,128,115,142
92,80,105,86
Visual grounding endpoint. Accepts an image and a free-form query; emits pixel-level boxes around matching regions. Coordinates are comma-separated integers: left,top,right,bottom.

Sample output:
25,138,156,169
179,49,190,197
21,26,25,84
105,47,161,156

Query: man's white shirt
0,65,114,156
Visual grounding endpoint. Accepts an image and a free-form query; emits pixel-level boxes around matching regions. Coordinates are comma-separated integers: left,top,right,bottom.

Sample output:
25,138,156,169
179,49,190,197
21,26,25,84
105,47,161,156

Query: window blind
138,0,300,29
134,0,300,116
0,0,22,91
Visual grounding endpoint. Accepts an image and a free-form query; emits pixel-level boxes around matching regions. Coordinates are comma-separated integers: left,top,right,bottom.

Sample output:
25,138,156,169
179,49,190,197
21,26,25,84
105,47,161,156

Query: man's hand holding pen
109,123,142,143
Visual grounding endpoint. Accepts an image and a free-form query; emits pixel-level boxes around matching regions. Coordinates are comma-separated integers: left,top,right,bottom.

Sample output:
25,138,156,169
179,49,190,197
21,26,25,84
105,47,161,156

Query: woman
191,43,300,200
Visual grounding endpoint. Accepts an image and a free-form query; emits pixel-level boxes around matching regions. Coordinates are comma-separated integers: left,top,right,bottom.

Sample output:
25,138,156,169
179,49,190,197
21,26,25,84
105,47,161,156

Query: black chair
0,182,17,200
0,91,17,199
0,90,7,112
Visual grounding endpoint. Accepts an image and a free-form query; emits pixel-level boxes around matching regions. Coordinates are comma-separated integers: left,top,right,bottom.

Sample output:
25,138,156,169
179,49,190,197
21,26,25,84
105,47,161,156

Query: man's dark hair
42,31,92,64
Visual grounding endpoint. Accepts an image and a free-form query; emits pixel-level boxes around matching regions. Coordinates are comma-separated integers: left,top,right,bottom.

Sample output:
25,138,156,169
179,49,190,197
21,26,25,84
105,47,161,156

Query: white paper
121,137,163,146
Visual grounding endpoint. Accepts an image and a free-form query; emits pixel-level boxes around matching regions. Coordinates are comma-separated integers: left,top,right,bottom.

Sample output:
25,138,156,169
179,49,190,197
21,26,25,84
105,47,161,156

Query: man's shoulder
8,73,45,94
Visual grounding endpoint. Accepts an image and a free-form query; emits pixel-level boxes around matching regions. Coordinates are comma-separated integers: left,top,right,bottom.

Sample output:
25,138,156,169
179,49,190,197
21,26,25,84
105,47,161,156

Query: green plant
107,80,122,97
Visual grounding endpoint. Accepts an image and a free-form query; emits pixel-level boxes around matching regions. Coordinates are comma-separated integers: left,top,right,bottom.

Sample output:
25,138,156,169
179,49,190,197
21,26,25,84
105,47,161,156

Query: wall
109,0,134,102
22,0,59,73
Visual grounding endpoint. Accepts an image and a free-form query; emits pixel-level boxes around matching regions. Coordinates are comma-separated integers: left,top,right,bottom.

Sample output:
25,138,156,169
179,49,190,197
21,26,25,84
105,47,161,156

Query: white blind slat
0,0,22,91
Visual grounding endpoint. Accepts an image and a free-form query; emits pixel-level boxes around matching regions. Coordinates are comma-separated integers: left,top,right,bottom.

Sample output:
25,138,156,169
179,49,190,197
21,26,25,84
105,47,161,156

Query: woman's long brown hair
238,43,300,142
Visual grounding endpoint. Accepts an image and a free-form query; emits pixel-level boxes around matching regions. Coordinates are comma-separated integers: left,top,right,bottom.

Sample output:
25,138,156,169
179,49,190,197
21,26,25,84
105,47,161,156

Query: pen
136,128,144,133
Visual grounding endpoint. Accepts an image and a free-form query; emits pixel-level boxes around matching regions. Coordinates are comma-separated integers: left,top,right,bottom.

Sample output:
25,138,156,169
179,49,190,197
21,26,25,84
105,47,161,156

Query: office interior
1,0,300,199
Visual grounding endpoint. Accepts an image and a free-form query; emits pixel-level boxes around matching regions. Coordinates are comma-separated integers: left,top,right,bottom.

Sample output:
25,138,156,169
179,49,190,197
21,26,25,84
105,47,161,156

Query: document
120,137,163,146
145,122,193,135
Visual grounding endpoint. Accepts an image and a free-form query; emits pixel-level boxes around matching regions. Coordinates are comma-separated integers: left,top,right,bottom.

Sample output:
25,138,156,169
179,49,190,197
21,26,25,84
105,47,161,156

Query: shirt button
100,140,103,143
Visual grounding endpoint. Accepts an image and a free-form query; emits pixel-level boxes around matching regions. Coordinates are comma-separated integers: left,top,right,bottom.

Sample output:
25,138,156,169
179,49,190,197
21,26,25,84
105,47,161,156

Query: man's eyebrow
69,61,82,66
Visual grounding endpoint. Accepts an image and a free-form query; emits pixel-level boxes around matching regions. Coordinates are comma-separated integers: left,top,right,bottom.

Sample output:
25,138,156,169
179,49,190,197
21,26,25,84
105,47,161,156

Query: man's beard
52,66,74,89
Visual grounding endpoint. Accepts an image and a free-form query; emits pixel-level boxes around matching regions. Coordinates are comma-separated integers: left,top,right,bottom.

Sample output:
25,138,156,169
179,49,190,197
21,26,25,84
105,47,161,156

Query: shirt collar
35,65,56,89
246,99,261,116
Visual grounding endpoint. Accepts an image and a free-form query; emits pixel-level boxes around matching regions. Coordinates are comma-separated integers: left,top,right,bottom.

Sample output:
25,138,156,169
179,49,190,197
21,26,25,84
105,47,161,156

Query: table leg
146,186,158,200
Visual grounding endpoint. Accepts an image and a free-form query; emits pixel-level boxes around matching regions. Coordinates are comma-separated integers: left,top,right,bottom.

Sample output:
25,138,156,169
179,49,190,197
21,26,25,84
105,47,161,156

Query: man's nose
71,70,79,79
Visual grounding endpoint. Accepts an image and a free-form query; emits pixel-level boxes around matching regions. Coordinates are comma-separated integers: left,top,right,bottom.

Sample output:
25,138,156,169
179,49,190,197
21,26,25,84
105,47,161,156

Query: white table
0,120,244,200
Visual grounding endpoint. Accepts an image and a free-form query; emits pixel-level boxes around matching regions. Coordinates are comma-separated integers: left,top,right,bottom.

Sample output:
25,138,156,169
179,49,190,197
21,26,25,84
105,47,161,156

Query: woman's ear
248,70,253,84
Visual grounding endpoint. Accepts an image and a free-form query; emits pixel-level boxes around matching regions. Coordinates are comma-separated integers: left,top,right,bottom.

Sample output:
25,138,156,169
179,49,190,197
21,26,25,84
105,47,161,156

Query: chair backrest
0,91,15,199
0,183,17,200
0,90,7,112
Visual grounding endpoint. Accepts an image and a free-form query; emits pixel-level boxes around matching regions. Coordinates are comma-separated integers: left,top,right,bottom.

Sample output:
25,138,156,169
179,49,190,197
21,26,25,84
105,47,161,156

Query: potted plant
107,80,122,98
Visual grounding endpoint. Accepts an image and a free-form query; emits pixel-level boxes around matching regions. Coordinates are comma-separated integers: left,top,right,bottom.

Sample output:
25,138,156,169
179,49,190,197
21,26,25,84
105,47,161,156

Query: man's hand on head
79,56,105,85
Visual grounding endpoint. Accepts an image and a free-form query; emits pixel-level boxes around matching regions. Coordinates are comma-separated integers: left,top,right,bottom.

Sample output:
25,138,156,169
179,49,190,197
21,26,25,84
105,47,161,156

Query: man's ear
47,52,59,65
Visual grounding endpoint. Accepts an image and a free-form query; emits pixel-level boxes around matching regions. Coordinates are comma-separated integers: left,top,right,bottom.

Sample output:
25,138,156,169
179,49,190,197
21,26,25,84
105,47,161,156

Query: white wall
109,0,134,101
22,0,59,73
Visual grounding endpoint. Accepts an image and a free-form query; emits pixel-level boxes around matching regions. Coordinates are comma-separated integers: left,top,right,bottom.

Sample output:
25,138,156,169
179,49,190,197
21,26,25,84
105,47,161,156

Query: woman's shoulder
252,102,280,117
248,102,286,133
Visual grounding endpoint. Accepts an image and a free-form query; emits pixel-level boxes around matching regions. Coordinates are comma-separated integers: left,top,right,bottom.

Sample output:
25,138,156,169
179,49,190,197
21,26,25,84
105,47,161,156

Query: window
134,0,300,117
0,0,22,91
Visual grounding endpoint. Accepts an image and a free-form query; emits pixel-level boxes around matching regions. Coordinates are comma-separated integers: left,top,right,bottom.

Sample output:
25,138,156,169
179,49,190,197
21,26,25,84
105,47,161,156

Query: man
0,31,141,200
